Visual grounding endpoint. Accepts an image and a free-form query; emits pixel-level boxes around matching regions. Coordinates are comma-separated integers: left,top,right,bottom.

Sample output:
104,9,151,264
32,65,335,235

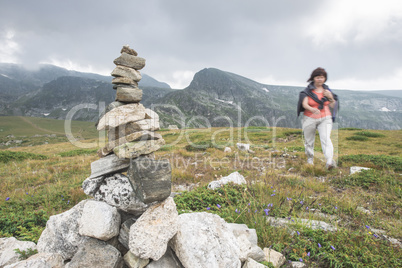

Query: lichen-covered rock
170,212,241,268
85,173,155,216
129,197,178,261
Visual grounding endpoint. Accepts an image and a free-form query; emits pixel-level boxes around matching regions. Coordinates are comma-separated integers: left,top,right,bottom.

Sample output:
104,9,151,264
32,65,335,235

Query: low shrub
346,135,369,141
339,154,402,172
0,151,48,163
354,131,385,138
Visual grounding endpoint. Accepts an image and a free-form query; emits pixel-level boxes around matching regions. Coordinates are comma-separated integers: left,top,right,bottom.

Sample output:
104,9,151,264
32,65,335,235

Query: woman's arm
302,97,320,114
324,90,336,108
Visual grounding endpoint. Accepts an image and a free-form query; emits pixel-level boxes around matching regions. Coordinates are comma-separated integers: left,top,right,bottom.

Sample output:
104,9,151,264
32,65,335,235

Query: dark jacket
297,82,339,122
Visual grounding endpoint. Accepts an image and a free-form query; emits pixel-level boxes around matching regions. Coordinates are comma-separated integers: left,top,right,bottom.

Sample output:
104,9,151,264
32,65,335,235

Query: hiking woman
297,67,339,169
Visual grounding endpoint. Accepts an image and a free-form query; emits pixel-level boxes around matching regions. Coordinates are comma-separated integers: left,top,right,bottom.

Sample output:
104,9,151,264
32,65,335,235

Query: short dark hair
307,67,327,82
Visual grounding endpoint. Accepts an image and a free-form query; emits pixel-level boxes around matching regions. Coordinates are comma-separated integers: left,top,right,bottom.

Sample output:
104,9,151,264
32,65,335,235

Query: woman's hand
310,108,320,114
324,90,334,101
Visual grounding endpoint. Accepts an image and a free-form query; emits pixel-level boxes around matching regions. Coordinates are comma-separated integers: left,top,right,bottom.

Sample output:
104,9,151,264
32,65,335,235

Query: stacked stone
84,45,171,207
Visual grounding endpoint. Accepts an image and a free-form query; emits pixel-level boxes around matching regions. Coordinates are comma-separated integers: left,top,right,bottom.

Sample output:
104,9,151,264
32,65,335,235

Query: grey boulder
0,237,37,267
37,200,88,260
79,200,121,241
129,197,178,261
170,212,241,268
65,238,123,268
85,173,155,216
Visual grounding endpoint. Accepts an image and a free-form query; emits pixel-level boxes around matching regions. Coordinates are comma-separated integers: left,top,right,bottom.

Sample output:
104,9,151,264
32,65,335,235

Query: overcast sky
1,0,401,90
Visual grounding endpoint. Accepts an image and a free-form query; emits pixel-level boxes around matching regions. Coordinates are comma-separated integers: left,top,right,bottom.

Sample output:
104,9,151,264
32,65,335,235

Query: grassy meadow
0,116,401,267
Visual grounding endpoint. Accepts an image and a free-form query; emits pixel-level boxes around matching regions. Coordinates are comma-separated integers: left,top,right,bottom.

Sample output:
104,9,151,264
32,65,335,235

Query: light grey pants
302,116,334,165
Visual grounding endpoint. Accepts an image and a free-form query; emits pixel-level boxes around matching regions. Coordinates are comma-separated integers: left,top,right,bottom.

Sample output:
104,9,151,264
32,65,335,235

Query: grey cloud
0,0,401,89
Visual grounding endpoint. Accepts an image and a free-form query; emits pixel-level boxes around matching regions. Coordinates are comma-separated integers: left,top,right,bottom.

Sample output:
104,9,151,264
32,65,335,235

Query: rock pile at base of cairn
2,46,271,268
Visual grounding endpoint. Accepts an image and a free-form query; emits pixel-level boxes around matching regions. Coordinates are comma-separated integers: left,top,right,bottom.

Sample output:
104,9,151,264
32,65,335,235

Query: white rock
113,139,165,159
79,200,121,241
208,171,246,190
0,237,37,267
170,212,241,268
350,166,371,175
263,248,286,268
37,200,88,260
224,147,232,153
291,261,307,268
237,143,250,151
97,103,146,131
228,223,265,262
4,253,64,268
242,258,268,268
129,197,178,260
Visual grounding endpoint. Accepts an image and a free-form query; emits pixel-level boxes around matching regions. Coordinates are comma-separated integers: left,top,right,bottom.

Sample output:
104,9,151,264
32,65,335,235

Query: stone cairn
1,46,272,268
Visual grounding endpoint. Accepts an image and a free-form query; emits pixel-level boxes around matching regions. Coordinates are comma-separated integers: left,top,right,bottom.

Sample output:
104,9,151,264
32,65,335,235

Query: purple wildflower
306,207,309,210
217,204,221,208
373,234,378,238
67,200,70,204
319,203,321,206
206,207,211,210
300,201,304,205
271,194,275,196
254,209,258,213
26,192,28,195
271,186,273,189
248,203,251,206
299,258,303,262
273,190,276,192
331,245,335,250
318,243,322,248
307,252,310,257
264,209,270,216
365,225,370,229
297,231,300,235
5,197,10,201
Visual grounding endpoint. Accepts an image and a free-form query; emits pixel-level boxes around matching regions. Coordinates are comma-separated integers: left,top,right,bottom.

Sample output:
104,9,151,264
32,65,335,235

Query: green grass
58,149,98,157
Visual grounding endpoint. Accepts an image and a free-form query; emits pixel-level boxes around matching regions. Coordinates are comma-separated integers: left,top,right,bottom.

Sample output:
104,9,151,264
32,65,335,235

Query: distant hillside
1,64,401,130
0,63,174,121
151,68,402,130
